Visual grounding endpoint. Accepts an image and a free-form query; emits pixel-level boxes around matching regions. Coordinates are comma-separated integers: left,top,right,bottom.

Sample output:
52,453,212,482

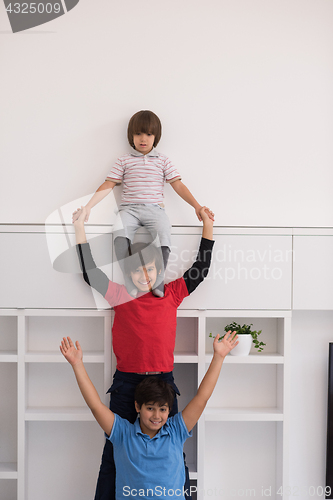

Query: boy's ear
134,401,141,413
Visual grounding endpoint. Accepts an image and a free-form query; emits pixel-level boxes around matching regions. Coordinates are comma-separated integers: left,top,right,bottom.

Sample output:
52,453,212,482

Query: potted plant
209,322,265,356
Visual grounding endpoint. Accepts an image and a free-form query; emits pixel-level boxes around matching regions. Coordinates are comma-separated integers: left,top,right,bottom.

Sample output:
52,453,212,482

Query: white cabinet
0,309,112,500
168,229,293,310
293,232,333,310
0,230,113,309
0,226,293,310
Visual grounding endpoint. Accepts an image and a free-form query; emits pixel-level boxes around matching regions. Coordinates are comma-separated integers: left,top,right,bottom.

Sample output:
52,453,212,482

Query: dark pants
94,370,192,500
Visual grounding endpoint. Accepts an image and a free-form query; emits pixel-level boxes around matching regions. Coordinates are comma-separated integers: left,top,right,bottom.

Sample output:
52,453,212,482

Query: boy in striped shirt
73,110,214,296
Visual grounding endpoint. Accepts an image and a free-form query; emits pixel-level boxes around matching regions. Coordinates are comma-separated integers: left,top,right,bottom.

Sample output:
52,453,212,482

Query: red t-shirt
104,277,189,373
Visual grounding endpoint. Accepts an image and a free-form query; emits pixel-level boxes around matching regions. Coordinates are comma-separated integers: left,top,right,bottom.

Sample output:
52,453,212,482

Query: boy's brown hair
134,377,175,410
124,242,163,276
127,110,162,148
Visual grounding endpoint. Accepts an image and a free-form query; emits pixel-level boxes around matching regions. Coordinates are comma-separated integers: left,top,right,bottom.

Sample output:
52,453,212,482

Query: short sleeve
165,277,189,307
163,156,181,183
104,280,134,308
108,414,131,445
168,412,192,444
106,158,124,183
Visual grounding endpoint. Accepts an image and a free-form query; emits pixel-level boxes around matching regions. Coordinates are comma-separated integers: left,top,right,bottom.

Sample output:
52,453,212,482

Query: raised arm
170,180,214,221
72,180,117,222
200,205,214,240
60,337,114,436
74,207,110,296
182,332,238,432
183,207,214,294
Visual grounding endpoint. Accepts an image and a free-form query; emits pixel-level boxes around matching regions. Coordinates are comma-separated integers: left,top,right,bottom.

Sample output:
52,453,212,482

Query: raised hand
213,331,238,358
60,336,83,366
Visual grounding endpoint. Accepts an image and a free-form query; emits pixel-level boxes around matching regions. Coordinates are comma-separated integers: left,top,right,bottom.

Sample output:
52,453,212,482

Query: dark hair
135,377,175,410
124,242,163,275
127,110,162,148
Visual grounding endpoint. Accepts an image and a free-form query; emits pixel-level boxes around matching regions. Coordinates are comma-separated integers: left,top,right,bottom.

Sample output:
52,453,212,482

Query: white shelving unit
175,309,291,498
0,307,291,500
0,309,112,500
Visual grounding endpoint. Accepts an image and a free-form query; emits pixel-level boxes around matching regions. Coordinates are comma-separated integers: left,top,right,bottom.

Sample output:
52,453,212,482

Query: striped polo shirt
106,148,181,204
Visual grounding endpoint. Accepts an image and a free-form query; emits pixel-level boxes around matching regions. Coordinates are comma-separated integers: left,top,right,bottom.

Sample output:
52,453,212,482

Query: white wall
1,0,333,226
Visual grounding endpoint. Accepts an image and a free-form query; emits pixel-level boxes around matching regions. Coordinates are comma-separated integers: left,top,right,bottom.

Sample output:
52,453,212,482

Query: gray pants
113,203,172,248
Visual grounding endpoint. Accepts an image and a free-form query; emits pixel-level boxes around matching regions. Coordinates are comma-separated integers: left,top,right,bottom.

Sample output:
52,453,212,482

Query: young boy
72,110,214,296
74,204,214,500
60,331,238,499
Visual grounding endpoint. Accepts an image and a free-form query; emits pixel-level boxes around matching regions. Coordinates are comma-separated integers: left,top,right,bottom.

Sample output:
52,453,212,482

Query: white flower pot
229,334,252,356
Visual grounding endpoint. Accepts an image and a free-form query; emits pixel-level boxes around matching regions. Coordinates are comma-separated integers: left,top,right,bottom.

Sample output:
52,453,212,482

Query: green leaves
224,322,265,353
209,322,266,352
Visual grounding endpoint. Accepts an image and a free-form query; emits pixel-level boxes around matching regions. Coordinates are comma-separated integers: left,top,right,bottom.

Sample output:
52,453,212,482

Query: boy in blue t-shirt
60,331,238,499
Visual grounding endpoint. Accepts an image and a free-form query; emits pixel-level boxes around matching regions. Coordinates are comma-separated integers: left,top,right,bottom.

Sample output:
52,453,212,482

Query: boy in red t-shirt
74,205,214,500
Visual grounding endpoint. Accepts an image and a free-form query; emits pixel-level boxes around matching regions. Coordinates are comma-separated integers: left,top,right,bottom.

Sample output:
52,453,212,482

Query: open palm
60,337,83,366
214,331,238,358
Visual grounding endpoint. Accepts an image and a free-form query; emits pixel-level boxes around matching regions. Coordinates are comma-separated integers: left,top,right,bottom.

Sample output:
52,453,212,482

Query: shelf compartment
0,364,17,469
174,317,198,356
173,363,198,474
203,421,279,494
25,363,104,411
26,421,104,500
206,316,286,356
0,479,17,499
0,462,17,479
0,316,17,355
25,315,105,356
206,363,282,410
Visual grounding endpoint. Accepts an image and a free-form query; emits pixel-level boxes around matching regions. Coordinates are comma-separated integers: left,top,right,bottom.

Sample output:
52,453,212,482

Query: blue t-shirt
109,412,192,499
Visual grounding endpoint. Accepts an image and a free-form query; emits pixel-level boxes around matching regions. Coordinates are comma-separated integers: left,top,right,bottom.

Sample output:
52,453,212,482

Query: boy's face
135,401,169,437
130,261,159,293
133,132,155,155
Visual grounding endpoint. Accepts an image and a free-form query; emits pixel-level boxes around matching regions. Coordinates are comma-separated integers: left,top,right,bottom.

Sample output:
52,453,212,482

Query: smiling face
130,260,159,293
133,132,155,155
135,401,169,438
